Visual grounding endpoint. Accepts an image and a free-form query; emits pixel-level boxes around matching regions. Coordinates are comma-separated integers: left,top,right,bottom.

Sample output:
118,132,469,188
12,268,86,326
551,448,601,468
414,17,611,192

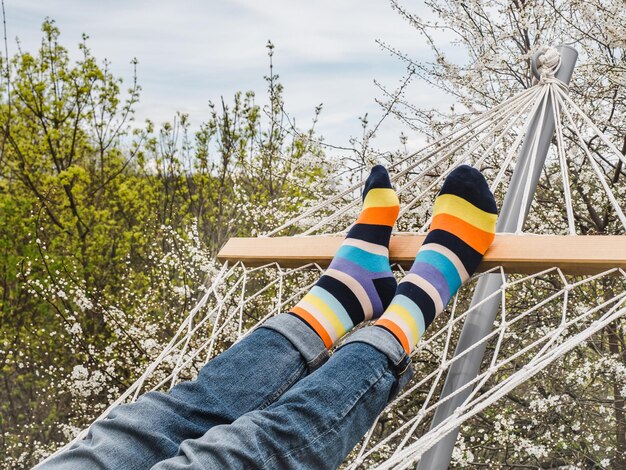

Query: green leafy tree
0,21,330,468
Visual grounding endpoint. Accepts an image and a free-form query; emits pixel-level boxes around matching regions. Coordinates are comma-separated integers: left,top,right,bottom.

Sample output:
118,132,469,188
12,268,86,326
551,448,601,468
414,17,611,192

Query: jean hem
338,325,414,400
259,314,329,372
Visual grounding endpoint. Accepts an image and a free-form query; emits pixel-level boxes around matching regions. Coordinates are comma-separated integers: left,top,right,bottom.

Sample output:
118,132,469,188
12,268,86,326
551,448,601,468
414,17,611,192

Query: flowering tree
376,0,626,467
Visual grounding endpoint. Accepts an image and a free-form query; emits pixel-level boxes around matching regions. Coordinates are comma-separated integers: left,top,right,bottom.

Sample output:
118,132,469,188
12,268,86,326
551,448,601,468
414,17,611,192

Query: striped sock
375,165,498,354
289,165,400,348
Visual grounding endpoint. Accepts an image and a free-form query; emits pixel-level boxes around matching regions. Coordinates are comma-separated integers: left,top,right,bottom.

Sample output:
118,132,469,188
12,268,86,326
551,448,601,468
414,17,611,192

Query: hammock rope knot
533,46,569,91
536,46,561,79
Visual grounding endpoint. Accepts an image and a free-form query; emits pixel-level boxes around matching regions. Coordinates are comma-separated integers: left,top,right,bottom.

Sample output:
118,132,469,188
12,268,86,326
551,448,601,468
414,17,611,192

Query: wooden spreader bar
217,235,626,275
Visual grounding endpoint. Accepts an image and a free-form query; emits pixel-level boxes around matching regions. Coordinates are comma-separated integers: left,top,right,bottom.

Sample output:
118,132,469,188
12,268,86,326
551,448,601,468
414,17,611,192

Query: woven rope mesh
52,67,626,467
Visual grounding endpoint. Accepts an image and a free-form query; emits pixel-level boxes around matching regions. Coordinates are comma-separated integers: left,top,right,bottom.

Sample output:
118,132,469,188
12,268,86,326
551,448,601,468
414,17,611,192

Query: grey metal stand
416,45,578,469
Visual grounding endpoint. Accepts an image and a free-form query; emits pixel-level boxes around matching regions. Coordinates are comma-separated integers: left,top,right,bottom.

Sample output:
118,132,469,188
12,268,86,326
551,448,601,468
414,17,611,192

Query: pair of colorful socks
289,164,497,355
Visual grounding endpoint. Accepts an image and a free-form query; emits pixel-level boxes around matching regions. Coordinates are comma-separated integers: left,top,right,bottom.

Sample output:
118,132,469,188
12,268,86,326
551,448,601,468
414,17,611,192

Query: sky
5,0,450,156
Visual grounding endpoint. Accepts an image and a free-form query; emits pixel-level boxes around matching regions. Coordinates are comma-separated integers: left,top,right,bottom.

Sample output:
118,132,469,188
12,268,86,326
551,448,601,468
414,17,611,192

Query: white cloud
5,0,450,154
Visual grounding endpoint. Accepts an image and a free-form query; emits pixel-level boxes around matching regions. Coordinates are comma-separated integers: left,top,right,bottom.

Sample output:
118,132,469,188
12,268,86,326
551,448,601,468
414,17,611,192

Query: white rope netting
48,48,626,467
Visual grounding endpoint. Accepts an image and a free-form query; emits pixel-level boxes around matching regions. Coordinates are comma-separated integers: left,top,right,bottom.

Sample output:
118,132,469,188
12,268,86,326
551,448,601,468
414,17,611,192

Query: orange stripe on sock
376,318,411,354
291,306,334,349
430,213,495,254
356,205,400,226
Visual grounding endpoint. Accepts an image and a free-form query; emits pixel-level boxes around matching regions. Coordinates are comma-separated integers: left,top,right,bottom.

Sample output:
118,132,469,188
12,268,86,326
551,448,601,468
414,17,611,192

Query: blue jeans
38,315,413,469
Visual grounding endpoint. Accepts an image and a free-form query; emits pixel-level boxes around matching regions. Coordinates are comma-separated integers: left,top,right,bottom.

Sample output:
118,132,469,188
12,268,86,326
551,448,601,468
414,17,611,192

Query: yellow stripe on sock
385,303,420,345
380,311,416,348
433,194,497,233
291,306,334,348
302,293,347,337
297,299,340,343
363,188,400,209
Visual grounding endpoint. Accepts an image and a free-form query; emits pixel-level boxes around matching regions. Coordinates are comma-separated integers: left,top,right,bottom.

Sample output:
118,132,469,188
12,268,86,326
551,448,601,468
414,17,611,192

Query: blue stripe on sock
414,250,462,295
335,245,390,272
310,286,353,331
392,294,426,337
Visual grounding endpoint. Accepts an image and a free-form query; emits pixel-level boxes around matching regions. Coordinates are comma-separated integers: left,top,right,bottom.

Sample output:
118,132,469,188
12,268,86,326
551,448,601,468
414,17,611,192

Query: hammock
43,45,626,468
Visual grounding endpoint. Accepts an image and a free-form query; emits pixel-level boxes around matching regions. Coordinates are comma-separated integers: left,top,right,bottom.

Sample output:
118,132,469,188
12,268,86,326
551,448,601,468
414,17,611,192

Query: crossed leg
39,165,496,470
37,165,399,470
150,164,497,469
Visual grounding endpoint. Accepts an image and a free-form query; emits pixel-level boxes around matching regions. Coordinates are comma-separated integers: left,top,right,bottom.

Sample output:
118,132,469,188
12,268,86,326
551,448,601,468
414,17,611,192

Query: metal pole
417,45,578,469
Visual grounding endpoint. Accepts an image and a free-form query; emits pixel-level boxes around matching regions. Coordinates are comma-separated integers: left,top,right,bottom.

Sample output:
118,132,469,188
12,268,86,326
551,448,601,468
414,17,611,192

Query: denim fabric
38,317,321,470
38,320,411,470
151,326,411,470
262,314,330,371
341,325,414,400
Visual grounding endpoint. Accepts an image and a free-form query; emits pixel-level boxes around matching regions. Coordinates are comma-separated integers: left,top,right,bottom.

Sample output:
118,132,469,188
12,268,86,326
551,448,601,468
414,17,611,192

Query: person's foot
289,165,400,348
375,165,497,354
